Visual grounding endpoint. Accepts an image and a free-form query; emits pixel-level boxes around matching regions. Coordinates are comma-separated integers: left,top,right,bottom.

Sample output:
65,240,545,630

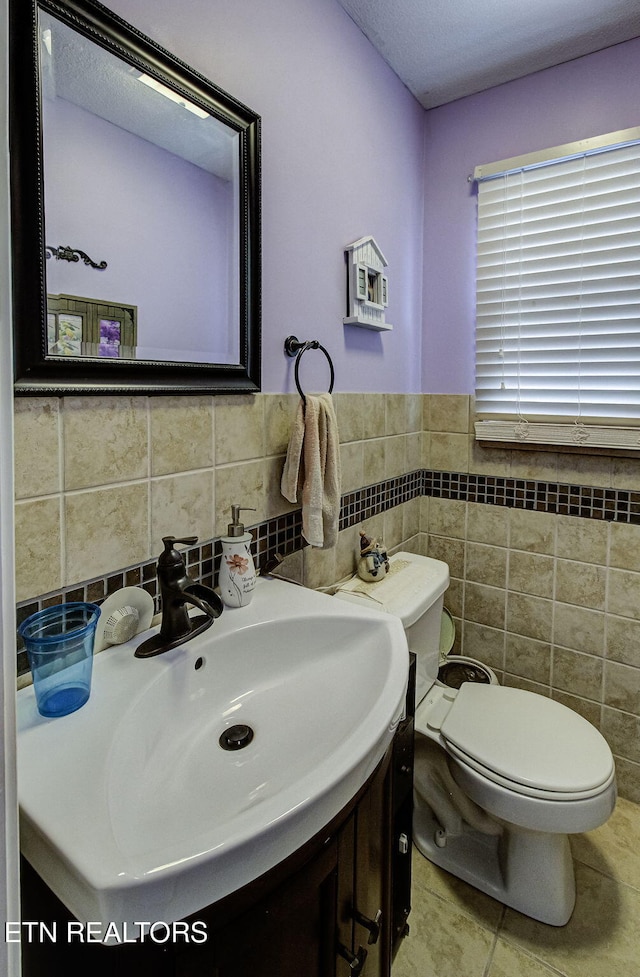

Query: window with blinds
474,128,640,451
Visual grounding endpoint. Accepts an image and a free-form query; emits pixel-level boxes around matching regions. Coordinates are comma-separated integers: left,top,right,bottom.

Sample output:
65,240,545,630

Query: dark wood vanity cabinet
210,751,392,977
21,666,415,977
390,653,416,950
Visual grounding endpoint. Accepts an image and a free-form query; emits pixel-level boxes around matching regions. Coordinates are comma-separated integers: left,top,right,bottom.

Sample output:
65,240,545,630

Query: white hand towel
281,393,341,548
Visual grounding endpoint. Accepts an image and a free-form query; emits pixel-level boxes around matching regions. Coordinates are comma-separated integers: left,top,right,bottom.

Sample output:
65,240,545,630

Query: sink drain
219,724,254,751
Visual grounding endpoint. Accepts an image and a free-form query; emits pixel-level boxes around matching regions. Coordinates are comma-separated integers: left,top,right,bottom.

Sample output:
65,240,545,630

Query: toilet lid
441,684,614,795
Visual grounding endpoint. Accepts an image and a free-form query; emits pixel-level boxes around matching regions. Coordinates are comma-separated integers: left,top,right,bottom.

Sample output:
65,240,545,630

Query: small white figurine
357,531,390,582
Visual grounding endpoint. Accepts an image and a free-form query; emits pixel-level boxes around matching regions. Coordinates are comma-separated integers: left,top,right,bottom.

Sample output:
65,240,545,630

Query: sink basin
17,576,408,936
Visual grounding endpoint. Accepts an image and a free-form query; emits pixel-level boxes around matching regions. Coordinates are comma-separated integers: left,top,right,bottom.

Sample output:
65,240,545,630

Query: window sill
474,420,640,455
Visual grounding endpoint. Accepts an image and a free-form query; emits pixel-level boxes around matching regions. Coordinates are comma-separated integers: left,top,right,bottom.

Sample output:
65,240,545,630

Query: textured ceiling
336,0,640,108
42,10,237,179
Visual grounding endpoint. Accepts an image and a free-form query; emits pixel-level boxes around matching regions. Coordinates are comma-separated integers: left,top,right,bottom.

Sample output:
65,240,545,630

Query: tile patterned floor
392,797,640,977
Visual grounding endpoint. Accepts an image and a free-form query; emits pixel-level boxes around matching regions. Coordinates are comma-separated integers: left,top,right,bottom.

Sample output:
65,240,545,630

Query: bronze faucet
135,536,223,658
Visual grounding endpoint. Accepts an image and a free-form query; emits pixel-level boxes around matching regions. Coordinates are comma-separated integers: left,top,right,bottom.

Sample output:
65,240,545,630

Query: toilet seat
417,682,615,799
444,742,615,801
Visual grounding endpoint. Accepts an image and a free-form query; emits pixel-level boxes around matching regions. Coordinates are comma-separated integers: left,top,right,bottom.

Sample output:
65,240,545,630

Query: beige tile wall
13,392,423,601
423,395,640,803
14,391,640,800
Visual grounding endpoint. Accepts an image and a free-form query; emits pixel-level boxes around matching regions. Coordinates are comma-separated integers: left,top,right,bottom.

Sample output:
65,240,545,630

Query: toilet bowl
436,608,499,689
335,551,616,926
437,655,497,688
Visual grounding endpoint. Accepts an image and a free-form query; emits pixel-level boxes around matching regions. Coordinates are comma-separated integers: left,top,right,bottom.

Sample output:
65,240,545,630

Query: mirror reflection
10,0,261,394
40,9,240,365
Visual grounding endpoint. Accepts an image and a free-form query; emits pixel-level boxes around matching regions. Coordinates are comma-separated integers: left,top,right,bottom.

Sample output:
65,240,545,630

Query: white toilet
336,551,616,926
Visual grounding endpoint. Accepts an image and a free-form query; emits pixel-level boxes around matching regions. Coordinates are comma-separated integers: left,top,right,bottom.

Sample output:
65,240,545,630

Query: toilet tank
335,552,449,704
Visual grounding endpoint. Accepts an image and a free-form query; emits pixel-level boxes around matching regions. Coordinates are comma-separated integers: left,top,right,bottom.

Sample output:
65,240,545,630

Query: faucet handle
162,535,198,548
158,536,198,570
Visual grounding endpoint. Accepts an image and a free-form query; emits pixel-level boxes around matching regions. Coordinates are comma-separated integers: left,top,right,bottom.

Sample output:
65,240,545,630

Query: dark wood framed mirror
10,0,261,394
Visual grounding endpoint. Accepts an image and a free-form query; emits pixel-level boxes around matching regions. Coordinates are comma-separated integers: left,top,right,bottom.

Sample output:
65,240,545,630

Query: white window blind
474,131,640,450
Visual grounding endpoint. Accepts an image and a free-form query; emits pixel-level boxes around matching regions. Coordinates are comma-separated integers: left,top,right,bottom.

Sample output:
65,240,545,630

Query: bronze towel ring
284,335,335,405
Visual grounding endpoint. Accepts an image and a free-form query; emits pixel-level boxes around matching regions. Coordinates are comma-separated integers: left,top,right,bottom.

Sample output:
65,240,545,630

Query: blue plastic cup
18,602,100,718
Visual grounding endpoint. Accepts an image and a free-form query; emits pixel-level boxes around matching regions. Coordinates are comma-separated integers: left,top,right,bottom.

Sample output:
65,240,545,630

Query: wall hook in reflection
45,245,107,270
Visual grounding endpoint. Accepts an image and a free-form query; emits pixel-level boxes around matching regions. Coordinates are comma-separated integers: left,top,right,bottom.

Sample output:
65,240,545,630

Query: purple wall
66,0,640,394
103,0,426,393
422,36,640,393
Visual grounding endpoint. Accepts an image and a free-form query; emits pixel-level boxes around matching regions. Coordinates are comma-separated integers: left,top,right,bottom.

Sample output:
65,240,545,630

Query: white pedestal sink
17,576,408,939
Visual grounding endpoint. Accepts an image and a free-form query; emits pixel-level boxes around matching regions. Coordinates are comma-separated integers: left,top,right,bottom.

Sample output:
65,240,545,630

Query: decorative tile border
426,471,640,522
339,469,424,530
15,467,640,676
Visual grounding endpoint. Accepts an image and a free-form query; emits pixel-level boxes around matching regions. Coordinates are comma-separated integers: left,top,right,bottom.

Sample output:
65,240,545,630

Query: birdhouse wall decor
343,236,392,331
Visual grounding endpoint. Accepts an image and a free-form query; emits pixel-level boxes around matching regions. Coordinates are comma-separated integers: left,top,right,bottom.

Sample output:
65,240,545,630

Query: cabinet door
336,812,357,977
391,717,414,954
353,757,392,977
211,839,338,977
335,749,393,977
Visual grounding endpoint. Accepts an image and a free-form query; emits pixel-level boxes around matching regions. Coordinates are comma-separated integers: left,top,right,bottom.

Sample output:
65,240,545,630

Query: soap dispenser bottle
218,505,257,608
